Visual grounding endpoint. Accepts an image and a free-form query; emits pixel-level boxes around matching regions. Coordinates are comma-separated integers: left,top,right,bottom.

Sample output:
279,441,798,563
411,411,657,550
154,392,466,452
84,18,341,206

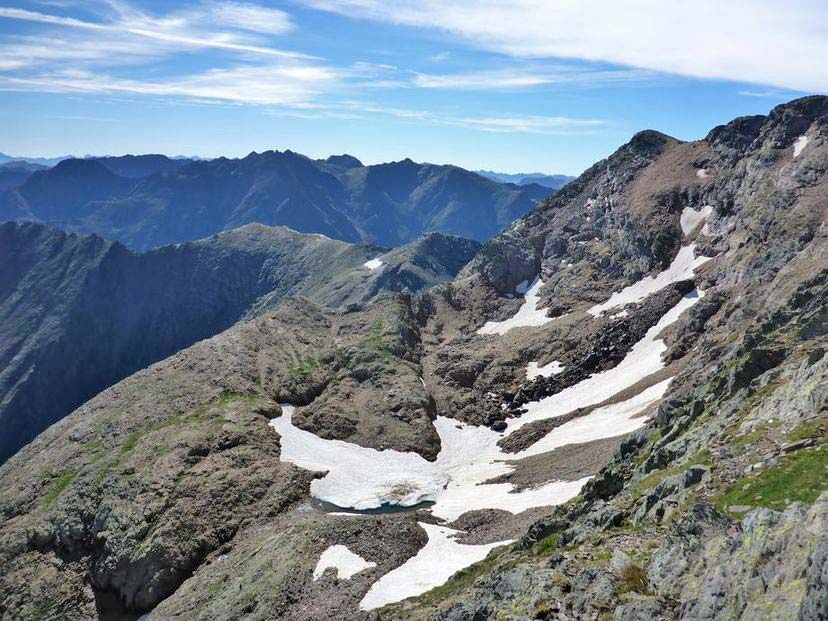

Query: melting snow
514,379,672,458
696,168,709,179
610,310,629,319
518,290,700,431
359,524,511,610
680,205,713,236
793,135,809,158
526,360,564,379
478,276,553,335
313,545,376,580
587,246,711,317
272,290,703,519
364,258,384,270
271,288,705,607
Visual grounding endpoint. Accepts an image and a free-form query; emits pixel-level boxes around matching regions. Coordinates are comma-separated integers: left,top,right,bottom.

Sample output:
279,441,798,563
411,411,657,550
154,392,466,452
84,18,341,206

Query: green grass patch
731,419,781,450
533,531,563,557
787,418,827,443
616,561,649,595
120,431,141,454
288,357,319,380
43,470,80,508
717,444,828,513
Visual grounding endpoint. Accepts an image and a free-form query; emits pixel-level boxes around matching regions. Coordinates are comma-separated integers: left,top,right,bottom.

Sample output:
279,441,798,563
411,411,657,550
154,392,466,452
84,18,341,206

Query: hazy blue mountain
0,152,72,167
0,161,48,191
476,169,575,189
1,150,552,250
91,154,195,178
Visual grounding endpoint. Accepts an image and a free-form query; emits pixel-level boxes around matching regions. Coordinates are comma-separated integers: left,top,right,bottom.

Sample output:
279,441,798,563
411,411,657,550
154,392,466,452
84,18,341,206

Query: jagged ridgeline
0,151,551,250
0,224,480,463
0,96,826,620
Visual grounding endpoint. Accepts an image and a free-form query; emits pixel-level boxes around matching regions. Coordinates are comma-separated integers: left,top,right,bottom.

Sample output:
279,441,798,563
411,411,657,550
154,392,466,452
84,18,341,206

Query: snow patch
793,135,809,158
478,276,553,335
610,310,629,319
360,524,511,610
517,290,701,432
271,290,705,605
271,290,703,522
514,379,672,458
587,246,711,317
680,205,713,236
364,258,384,270
526,360,564,379
313,545,376,580
696,168,709,179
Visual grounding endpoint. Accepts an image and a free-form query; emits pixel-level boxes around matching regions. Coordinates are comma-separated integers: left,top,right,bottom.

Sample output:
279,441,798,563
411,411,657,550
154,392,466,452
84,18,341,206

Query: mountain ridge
0,150,552,250
0,220,480,463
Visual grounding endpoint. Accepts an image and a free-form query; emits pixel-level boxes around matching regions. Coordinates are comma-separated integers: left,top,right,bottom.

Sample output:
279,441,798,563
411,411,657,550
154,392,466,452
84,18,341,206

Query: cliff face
0,97,825,620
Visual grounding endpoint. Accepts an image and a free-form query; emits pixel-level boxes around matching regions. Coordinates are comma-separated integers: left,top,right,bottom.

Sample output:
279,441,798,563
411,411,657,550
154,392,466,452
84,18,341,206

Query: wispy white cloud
412,66,651,90
311,101,606,135
0,3,308,60
738,89,798,99
296,0,825,93
0,64,339,106
0,0,612,136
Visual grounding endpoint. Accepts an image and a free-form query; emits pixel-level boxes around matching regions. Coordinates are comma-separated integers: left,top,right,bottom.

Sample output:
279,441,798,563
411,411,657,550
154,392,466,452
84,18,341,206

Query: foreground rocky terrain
0,96,826,620
0,222,478,463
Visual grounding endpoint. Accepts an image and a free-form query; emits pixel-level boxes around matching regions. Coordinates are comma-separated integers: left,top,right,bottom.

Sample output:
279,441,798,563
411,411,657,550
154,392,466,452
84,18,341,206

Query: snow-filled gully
270,211,712,609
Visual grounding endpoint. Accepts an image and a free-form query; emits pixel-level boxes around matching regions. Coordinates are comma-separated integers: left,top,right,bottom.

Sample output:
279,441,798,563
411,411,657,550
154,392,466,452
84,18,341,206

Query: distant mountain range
475,169,575,189
0,220,480,463
0,151,552,250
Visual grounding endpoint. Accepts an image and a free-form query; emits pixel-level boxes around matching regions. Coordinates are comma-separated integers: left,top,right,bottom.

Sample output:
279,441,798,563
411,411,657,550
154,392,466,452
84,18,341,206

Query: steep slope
0,151,550,250
0,222,479,463
0,96,825,620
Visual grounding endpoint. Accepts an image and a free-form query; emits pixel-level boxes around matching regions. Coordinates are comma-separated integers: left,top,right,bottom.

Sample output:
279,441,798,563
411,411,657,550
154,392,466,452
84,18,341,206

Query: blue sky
0,1,824,175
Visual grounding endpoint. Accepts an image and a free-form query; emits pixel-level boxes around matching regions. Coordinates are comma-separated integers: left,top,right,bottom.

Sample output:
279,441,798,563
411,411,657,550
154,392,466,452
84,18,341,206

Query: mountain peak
325,154,363,169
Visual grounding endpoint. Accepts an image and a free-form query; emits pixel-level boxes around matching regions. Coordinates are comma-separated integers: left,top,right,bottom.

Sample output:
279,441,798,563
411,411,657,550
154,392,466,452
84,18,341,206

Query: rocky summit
0,96,826,621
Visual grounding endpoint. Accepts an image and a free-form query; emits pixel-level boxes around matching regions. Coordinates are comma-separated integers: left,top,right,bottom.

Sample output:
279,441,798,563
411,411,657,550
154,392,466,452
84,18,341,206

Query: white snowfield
313,545,376,581
359,524,511,611
515,290,701,433
793,135,809,158
271,406,591,522
680,205,713,236
526,360,564,379
270,285,705,607
587,245,711,317
364,258,384,270
477,276,553,335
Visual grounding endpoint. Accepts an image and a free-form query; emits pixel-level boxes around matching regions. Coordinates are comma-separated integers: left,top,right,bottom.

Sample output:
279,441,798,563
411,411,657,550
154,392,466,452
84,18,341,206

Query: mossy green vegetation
288,357,319,379
43,470,80,508
717,444,828,513
92,392,257,486
787,418,827,442
533,531,563,557
616,561,649,595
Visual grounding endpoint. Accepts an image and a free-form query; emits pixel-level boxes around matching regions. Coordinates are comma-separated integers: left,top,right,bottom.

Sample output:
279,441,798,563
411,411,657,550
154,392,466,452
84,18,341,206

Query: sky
0,0,825,175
